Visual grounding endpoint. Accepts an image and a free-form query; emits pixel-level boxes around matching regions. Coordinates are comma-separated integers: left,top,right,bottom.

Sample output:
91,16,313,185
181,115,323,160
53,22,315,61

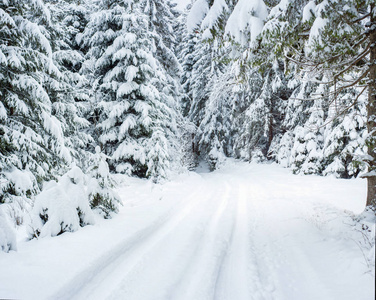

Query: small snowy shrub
87,147,121,218
29,166,95,238
206,137,227,171
0,206,17,252
0,169,37,225
275,131,294,167
251,148,266,163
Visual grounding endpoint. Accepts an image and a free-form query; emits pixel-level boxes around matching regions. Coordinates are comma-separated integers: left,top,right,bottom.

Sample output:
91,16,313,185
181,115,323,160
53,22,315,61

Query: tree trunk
366,4,376,209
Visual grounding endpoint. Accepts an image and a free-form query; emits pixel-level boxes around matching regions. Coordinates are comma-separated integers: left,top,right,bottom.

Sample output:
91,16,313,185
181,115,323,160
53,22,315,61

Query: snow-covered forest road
0,162,374,300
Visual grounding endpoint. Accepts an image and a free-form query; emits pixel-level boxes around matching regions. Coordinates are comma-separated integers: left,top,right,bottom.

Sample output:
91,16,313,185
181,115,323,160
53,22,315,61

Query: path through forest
0,161,374,300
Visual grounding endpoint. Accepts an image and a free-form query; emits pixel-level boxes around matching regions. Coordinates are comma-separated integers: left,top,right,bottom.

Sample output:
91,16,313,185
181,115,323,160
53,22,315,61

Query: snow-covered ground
0,161,374,300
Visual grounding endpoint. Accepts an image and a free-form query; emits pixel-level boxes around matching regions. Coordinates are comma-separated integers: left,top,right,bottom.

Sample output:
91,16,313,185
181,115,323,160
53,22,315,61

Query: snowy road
0,161,374,300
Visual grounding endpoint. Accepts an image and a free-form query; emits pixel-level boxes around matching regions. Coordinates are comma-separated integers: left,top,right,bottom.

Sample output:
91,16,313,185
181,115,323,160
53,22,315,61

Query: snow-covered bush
206,137,227,171
0,206,17,252
29,166,95,239
0,168,37,225
87,147,121,218
251,148,266,163
274,131,293,167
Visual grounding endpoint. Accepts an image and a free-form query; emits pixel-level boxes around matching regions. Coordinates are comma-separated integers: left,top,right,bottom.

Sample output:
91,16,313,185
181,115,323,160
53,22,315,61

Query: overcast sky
172,0,192,10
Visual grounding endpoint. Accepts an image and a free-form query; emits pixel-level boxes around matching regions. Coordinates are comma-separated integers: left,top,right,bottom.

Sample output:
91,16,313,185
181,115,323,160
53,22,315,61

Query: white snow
0,207,17,252
302,0,316,23
306,0,329,52
0,101,6,120
187,0,209,32
201,0,228,39
225,0,268,46
172,0,192,11
3,168,34,196
0,161,374,299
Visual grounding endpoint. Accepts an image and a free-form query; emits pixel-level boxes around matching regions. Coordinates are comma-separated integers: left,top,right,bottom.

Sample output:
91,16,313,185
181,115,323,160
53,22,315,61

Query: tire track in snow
213,182,254,300
49,184,208,300
104,180,233,300
168,180,238,300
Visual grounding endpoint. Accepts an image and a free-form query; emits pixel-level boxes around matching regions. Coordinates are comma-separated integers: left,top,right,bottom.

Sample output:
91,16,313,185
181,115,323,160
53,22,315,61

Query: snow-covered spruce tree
175,8,203,169
44,0,93,169
290,98,325,175
322,88,368,178
198,65,235,170
182,0,229,159
178,21,200,117
236,61,291,161
199,0,295,163
81,1,178,181
0,0,71,223
141,0,180,78
87,146,121,218
254,0,376,208
231,64,263,160
188,35,216,131
140,0,184,121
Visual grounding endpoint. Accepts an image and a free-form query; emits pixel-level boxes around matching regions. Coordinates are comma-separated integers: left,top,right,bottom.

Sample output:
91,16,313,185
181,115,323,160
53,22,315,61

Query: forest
0,0,375,251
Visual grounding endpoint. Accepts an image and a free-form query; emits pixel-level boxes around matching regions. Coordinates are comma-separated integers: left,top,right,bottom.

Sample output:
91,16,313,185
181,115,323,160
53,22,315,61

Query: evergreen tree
88,146,121,218
141,0,180,78
81,0,179,180
198,65,234,169
0,0,71,221
290,99,324,175
45,0,93,169
322,89,368,178
179,27,200,117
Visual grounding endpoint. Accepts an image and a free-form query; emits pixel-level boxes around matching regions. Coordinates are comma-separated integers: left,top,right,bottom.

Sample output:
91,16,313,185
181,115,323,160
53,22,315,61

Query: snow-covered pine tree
183,0,230,159
141,0,180,78
178,22,200,117
44,0,93,169
322,88,368,178
197,0,295,164
198,65,234,169
290,98,324,175
231,64,263,160
188,39,219,143
237,61,291,161
81,0,179,181
0,0,71,223
88,146,121,218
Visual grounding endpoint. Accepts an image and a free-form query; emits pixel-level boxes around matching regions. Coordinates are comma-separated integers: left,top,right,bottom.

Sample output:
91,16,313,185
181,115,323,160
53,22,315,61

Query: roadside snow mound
29,166,95,238
0,206,17,252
